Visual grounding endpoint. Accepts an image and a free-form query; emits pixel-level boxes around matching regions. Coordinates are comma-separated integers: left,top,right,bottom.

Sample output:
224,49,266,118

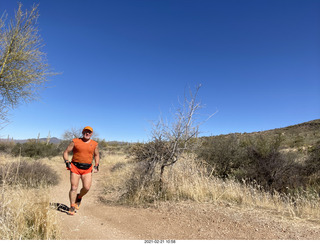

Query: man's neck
81,138,91,143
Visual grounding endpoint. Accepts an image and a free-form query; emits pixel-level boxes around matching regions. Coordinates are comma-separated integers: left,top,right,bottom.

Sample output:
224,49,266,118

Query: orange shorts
68,162,93,175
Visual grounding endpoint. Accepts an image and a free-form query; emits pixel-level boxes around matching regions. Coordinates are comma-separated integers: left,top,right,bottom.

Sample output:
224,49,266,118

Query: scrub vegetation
0,119,319,240
101,119,320,223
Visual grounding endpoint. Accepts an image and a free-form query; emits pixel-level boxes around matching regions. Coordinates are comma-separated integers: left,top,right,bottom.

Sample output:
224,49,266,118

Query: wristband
94,165,99,171
65,160,71,169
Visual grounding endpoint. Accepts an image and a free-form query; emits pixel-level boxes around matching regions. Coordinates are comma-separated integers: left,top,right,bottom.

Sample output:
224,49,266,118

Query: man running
63,126,100,215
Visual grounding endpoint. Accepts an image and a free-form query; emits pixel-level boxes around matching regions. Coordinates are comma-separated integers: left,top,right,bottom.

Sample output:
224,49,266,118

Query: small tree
0,3,55,125
62,127,83,140
62,127,100,141
131,84,214,192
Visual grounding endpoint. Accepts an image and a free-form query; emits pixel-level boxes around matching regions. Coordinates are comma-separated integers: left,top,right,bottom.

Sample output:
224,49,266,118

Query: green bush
11,140,60,158
305,140,320,169
0,141,15,154
197,134,311,193
303,140,320,190
197,134,246,178
244,134,307,192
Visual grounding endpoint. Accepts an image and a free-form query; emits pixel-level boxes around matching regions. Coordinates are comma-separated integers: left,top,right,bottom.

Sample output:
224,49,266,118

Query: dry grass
0,154,60,240
102,153,320,223
100,153,135,203
164,154,320,222
0,186,60,239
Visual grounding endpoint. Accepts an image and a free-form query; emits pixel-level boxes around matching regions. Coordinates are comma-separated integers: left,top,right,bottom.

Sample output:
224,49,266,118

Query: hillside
201,119,320,148
259,119,320,147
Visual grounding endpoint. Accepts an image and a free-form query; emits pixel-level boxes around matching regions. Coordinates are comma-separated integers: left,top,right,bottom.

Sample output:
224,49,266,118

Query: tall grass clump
0,155,60,239
0,186,60,239
100,153,136,203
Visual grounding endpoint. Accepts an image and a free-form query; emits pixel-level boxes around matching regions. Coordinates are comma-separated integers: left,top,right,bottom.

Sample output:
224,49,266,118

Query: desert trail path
50,161,320,240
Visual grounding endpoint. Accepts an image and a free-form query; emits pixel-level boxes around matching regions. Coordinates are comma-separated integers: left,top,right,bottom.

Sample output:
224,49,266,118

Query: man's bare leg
79,173,92,198
69,172,81,206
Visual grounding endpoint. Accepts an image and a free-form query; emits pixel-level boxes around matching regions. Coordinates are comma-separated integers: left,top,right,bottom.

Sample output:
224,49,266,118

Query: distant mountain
0,137,129,145
0,137,62,144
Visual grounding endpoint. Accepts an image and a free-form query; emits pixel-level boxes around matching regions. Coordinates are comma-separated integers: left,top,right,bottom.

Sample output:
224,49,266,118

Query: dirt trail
50,163,320,240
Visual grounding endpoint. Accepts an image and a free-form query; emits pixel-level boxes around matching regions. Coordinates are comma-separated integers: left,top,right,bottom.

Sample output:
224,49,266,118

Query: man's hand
94,165,99,173
65,160,72,170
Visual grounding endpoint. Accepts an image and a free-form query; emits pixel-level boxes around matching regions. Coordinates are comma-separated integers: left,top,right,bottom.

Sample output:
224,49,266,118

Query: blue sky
0,0,319,142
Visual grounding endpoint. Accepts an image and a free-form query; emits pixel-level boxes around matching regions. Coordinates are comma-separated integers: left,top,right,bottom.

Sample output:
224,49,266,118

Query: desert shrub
305,140,320,171
197,134,312,193
303,140,320,191
120,142,166,203
244,134,284,188
125,85,207,199
11,140,60,158
128,138,185,199
130,141,171,164
0,141,15,154
197,134,247,179
241,135,311,193
0,160,59,188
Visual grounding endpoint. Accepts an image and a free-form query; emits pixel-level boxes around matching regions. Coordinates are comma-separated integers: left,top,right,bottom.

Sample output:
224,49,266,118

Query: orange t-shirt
72,138,98,164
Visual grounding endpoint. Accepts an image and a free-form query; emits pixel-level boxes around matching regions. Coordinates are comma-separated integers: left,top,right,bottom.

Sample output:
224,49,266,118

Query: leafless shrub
129,84,215,198
62,127,82,140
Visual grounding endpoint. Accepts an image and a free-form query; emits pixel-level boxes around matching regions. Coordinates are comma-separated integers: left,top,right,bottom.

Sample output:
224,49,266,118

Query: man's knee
70,185,78,192
81,174,92,192
82,185,90,192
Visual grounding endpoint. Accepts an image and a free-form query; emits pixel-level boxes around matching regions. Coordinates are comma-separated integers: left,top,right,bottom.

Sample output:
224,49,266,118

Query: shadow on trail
50,202,70,215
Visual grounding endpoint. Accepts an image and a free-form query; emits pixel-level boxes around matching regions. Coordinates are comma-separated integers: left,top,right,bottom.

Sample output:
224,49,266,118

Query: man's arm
63,141,74,166
93,146,100,172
